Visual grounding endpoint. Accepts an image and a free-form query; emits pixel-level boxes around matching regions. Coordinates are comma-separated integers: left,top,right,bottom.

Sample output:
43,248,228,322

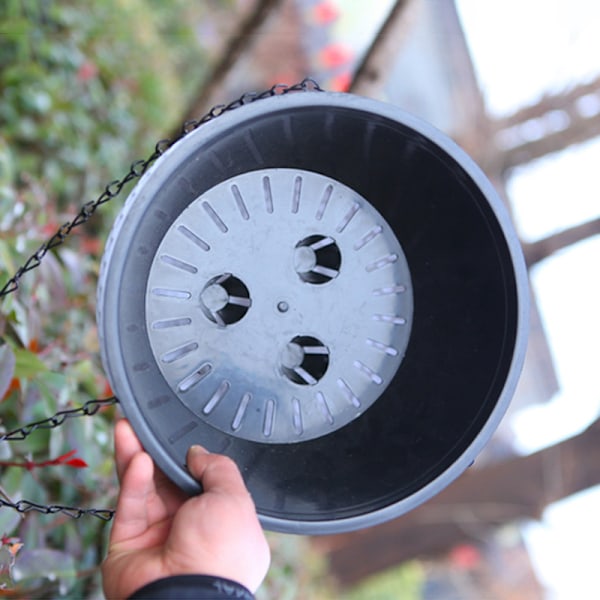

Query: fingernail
189,444,209,456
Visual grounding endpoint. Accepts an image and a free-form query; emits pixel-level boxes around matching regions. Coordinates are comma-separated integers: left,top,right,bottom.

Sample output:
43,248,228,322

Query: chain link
0,79,323,520
0,397,119,442
0,78,322,298
0,397,119,521
0,497,114,521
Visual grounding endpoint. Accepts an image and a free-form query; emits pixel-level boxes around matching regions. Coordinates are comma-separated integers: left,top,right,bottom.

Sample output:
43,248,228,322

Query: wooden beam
490,75,600,171
349,0,415,97
498,114,600,172
172,0,285,132
496,75,600,129
523,216,600,267
313,416,600,586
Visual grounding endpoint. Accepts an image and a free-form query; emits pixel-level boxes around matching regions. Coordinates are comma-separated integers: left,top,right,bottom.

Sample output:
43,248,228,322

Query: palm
102,420,270,599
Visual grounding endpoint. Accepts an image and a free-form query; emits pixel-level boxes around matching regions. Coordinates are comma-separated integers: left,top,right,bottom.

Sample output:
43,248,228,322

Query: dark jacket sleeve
127,574,255,600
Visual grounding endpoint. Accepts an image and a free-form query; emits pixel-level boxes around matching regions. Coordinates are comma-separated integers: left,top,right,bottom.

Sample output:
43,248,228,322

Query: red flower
312,1,340,25
329,72,352,92
449,543,482,570
318,43,353,69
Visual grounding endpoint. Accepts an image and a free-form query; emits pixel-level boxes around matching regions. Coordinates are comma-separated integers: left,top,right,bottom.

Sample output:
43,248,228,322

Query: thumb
186,446,250,499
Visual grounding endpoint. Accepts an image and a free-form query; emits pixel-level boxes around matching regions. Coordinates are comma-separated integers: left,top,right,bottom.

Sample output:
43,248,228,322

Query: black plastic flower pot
97,91,528,534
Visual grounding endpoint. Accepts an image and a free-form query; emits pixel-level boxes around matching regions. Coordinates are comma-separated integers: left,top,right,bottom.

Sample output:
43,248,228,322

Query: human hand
102,419,270,600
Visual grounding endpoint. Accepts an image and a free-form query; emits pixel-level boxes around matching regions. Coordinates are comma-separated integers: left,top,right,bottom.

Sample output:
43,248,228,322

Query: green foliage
0,3,389,598
257,537,424,600
342,562,424,600
257,533,339,600
0,0,205,207
0,1,206,597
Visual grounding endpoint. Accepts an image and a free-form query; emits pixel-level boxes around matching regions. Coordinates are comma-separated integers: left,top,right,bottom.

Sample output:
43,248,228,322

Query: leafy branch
0,450,87,471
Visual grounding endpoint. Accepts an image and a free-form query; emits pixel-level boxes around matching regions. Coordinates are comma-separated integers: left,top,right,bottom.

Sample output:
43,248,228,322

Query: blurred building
191,1,600,596
207,0,560,435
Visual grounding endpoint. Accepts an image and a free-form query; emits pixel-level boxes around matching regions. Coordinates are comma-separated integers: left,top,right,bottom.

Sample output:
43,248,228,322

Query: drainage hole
199,273,251,326
294,235,341,284
281,335,329,385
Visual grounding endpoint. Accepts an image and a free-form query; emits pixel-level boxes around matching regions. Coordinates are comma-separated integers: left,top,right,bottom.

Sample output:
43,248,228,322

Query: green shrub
0,1,205,596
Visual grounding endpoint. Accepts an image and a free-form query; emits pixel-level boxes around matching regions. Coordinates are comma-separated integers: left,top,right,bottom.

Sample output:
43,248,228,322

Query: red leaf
54,450,77,463
1,378,20,402
64,458,88,468
51,449,88,469
77,61,98,82
79,236,102,255
0,345,17,401
102,379,114,398
27,338,40,353
0,449,88,470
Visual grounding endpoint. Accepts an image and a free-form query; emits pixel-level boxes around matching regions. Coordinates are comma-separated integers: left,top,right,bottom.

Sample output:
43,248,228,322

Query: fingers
116,425,247,501
114,419,144,484
110,450,155,545
170,445,269,593
186,446,250,500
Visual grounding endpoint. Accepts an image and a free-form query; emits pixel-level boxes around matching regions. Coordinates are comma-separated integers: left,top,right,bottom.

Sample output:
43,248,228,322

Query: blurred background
0,0,599,597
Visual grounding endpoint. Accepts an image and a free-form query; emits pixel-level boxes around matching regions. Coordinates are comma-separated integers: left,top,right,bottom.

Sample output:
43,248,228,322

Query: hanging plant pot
97,91,528,534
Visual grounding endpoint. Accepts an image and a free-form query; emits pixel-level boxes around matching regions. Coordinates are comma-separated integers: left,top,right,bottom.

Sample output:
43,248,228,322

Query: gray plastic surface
97,91,529,534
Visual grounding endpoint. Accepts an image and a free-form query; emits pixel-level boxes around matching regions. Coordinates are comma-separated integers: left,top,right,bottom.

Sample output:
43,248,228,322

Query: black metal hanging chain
0,78,323,298
0,398,120,521
0,79,323,521
0,497,115,521
0,397,119,442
